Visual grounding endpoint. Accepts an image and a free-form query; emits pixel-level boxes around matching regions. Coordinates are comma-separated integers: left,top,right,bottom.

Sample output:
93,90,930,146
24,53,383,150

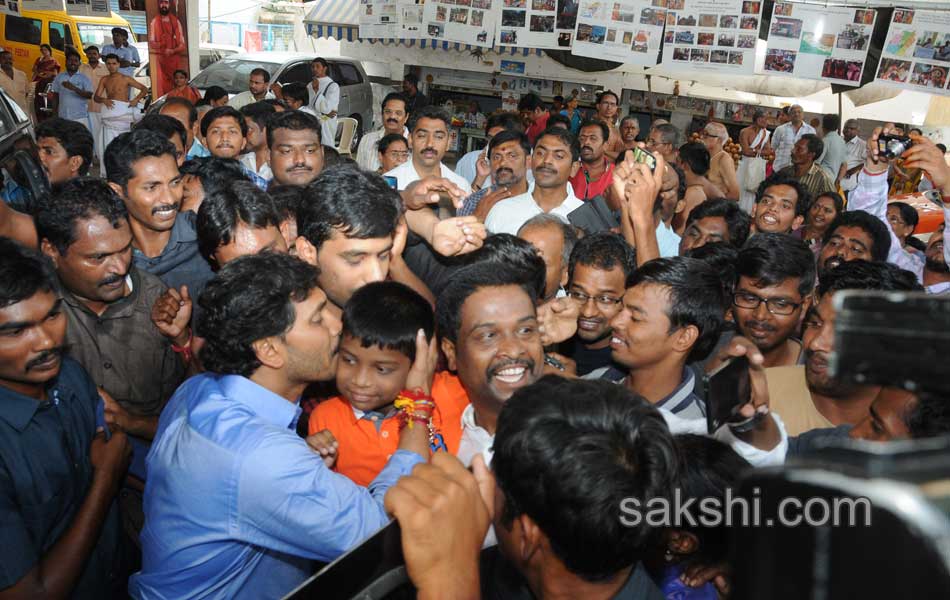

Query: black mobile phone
703,356,752,434
383,175,398,190
877,134,913,160
831,290,950,394
631,146,657,172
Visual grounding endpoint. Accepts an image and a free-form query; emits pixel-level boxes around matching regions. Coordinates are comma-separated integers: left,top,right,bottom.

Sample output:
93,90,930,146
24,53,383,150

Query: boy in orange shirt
307,281,467,486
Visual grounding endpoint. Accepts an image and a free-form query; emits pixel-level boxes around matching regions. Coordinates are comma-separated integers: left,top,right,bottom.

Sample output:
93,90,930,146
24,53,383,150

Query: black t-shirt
561,337,616,376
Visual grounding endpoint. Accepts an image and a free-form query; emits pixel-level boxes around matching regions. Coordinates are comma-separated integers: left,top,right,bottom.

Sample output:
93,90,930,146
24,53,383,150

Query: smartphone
703,356,752,434
631,146,657,172
383,175,398,190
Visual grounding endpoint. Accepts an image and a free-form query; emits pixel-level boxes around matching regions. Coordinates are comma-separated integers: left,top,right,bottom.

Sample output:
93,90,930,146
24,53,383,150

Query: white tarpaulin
571,0,665,66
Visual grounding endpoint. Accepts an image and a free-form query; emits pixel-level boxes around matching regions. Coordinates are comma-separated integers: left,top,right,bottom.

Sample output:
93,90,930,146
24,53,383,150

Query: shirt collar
60,270,139,318
0,383,47,431
927,281,950,295
218,375,301,429
654,368,696,413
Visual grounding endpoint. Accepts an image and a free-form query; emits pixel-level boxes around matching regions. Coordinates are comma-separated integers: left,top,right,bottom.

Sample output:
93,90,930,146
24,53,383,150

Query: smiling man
384,105,471,193
201,106,247,161
35,118,94,186
751,173,809,234
356,92,410,172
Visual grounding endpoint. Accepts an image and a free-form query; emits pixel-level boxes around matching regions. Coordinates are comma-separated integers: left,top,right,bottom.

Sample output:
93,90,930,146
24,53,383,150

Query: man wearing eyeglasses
731,234,815,369
593,90,625,160
645,123,680,164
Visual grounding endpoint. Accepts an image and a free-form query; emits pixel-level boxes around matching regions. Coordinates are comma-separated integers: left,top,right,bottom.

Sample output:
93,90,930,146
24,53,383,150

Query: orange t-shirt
308,371,470,487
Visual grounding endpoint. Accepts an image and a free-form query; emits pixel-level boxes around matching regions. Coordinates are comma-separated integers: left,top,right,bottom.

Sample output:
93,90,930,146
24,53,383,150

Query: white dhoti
738,129,770,214
319,115,338,148
88,112,104,166
100,101,136,156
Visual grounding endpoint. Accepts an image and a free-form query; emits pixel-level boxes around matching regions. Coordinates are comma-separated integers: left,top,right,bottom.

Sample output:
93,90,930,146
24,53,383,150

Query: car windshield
77,24,134,48
189,59,278,94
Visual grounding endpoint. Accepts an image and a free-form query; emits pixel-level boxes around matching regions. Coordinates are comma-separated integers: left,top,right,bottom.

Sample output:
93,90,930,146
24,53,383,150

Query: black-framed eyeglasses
732,291,802,316
567,290,623,309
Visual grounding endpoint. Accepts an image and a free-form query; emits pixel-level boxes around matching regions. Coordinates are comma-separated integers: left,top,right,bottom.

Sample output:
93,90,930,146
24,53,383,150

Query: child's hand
405,329,439,395
306,429,339,468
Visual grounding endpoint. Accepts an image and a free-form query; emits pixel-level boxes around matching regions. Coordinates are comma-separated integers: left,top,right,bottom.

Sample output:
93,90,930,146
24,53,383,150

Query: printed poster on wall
661,0,762,74
66,0,111,18
358,1,425,39
570,0,666,66
763,2,875,87
423,0,498,48
496,0,579,50
875,8,950,96
146,0,191,98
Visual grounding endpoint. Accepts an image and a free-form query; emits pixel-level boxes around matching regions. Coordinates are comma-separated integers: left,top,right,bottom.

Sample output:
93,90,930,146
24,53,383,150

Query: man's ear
68,155,84,177
520,514,545,563
251,336,284,371
107,181,125,199
40,238,60,268
440,337,457,372
672,324,700,357
791,214,805,232
559,264,569,289
569,159,580,179
279,218,297,251
294,236,318,266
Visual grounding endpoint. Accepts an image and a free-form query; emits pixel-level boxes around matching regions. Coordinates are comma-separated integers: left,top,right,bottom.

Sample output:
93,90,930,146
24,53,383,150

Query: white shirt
356,126,409,172
229,90,275,110
656,222,681,257
840,135,868,192
384,159,472,193
456,404,494,468
0,67,29,115
455,148,482,184
484,184,584,235
771,121,816,172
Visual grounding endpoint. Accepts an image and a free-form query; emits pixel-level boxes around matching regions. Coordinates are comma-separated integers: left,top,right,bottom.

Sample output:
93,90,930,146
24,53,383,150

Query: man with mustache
457,112,524,190
731,234,815,368
457,129,531,220
619,115,641,151
355,92,410,172
815,210,890,279
0,238,131,598
36,177,186,446
105,129,213,312
750,173,809,235
267,110,324,188
844,126,950,294
770,104,815,172
35,118,95,186
593,90,625,160
485,128,582,235
569,120,615,201
766,260,922,436
384,105,471,194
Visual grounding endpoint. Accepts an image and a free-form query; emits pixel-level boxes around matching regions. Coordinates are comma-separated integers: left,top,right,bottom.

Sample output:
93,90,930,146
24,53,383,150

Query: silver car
186,51,375,143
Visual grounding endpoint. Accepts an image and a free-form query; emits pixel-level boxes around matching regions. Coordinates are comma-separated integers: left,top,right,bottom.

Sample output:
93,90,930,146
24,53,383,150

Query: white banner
763,2,876,87
423,0,498,48
358,1,425,40
496,0,579,50
661,0,762,74
570,0,665,66
875,8,950,96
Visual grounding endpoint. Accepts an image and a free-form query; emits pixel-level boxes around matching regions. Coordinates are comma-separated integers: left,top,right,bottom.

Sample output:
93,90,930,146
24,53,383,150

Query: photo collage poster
570,0,666,66
423,0,499,48
876,8,950,96
358,1,425,40
496,0,579,50
66,0,111,18
764,2,875,86
661,0,762,74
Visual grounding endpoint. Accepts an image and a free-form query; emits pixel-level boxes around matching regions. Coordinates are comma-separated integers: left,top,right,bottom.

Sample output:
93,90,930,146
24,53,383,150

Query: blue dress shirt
129,373,423,599
52,71,92,120
100,43,140,77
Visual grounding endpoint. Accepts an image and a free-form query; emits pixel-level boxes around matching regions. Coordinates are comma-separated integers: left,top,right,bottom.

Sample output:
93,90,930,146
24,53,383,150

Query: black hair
266,110,322,148
553,95,564,103
535,126,580,162
104,129,177,189
814,191,845,216
517,93,545,113
342,281,434,362
249,67,271,83
567,231,637,285
684,197,752,248
461,233,547,300
196,179,282,265
908,127,923,136
381,91,408,114
200,106,247,138
266,184,303,221
280,82,309,106
668,161,688,201
630,257,726,362
683,242,739,303
197,252,321,376
755,173,810,217
179,157,250,201
64,48,81,62
493,375,678,582
436,261,540,343
904,391,950,439
678,142,711,176
519,213,578,267
240,101,276,130
133,113,187,150
84,45,98,54
817,260,923,299
737,233,816,297
203,86,228,103
578,119,610,143
546,113,572,130
312,57,330,70
173,69,188,79
671,435,751,567
0,238,57,308
938,143,947,154
488,129,531,157
377,133,408,155
262,100,288,115
409,105,451,132
799,133,824,160
321,145,342,167
596,90,620,105
889,201,919,230
36,118,94,176
653,123,680,147
34,177,128,255
297,166,400,251
822,210,892,262
486,111,525,134
403,72,419,87
822,113,841,133
103,53,120,63
161,96,198,126
110,27,126,37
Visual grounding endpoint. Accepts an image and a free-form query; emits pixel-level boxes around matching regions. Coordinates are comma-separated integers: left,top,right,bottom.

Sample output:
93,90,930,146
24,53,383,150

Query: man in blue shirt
129,252,431,599
0,238,131,598
51,49,92,124
100,27,140,77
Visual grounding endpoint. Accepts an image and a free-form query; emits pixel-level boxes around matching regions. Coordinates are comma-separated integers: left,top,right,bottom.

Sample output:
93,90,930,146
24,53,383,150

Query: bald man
702,122,739,200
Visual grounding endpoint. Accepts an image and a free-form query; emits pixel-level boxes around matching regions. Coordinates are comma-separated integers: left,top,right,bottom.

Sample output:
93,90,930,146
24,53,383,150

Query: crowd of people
2,52,950,600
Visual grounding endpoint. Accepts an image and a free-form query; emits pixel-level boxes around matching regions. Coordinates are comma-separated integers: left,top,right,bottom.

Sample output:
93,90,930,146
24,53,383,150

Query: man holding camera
846,126,950,294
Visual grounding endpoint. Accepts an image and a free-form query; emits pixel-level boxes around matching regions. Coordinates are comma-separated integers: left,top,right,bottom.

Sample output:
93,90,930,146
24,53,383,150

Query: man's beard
159,6,169,14
926,256,950,274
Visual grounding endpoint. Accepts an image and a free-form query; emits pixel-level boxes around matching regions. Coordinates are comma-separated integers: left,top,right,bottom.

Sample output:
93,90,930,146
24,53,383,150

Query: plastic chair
334,117,358,157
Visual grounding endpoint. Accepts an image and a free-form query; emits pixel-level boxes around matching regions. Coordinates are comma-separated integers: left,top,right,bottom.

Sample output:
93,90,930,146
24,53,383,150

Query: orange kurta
308,371,470,487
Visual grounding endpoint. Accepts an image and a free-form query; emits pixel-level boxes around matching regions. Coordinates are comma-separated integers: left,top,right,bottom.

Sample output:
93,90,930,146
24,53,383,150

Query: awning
303,0,359,42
